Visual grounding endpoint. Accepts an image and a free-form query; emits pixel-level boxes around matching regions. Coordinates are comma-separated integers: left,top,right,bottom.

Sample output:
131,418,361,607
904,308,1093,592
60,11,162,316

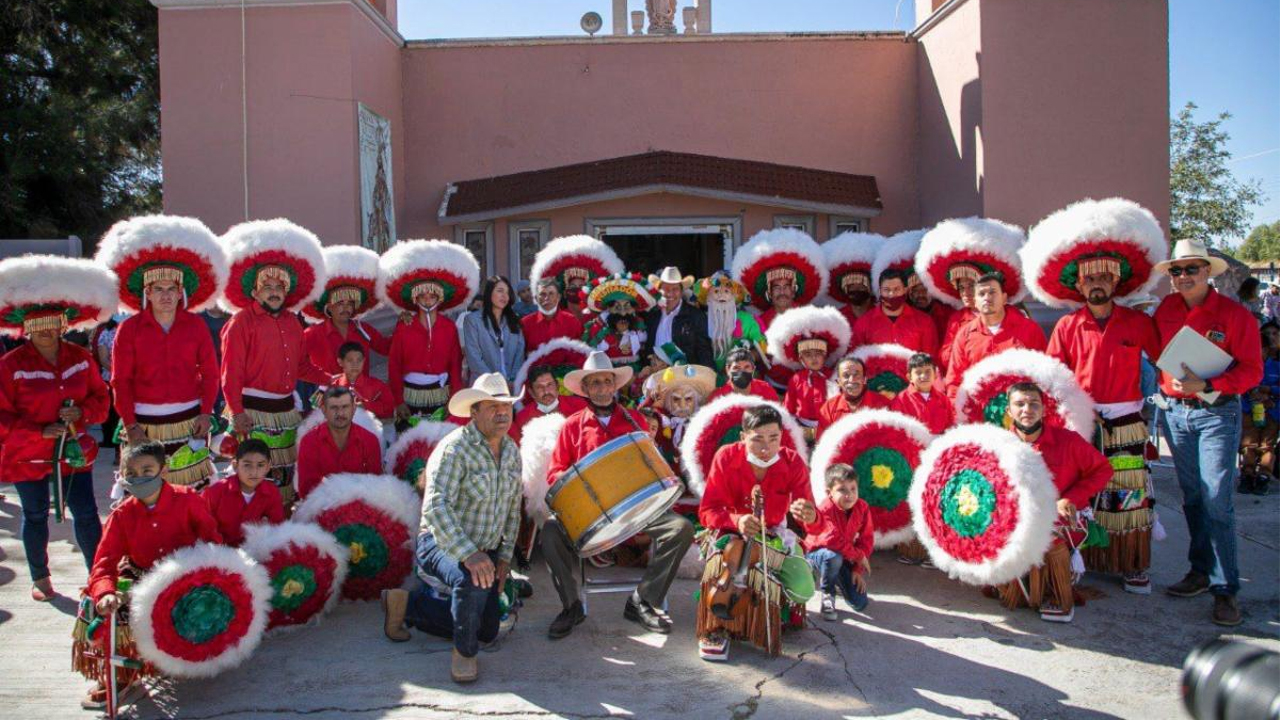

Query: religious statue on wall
646,0,677,34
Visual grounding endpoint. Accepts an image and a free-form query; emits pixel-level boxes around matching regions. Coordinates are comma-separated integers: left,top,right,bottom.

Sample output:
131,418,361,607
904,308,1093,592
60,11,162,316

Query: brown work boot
1211,595,1242,627
451,649,478,683
1165,571,1210,598
381,589,411,642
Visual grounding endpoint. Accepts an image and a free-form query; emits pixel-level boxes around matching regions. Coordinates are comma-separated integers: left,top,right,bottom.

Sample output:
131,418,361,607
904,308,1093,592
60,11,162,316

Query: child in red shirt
784,340,831,441
803,463,874,618
890,353,954,434
332,341,396,419
202,438,284,546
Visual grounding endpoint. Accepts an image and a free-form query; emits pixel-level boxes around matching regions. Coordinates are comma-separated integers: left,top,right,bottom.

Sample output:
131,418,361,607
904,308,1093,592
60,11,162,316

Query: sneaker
921,558,936,570
1166,571,1210,598
80,683,107,710
548,601,585,639
896,555,921,566
624,595,672,634
1039,602,1075,623
1123,572,1152,595
1211,595,1243,627
698,632,730,662
820,592,837,621
381,588,411,642
451,649,478,683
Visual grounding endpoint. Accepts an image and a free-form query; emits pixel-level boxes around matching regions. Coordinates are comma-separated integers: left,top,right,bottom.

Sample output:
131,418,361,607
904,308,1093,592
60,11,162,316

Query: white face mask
746,450,781,469
536,399,559,413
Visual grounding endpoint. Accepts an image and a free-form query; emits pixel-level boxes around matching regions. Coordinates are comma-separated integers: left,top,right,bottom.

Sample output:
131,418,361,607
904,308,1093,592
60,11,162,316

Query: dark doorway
601,233,725,277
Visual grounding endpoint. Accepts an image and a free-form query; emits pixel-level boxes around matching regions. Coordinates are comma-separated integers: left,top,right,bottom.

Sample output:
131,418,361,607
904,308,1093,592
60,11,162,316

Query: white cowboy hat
447,372,522,417
648,266,695,289
1153,239,1228,278
563,351,635,398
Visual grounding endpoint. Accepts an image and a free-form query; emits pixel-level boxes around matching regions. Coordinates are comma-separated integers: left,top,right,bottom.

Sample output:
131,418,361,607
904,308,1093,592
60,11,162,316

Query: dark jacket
642,302,714,368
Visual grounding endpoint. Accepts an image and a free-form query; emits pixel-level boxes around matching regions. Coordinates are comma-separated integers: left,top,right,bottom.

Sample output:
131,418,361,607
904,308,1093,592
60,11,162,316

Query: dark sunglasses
1168,264,1206,277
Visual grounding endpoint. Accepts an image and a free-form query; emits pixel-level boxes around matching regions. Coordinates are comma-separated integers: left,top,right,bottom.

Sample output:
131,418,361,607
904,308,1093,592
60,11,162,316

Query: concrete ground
1,447,1277,720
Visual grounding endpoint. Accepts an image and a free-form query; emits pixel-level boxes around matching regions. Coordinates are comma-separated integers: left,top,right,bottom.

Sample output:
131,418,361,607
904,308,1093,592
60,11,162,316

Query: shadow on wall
916,47,984,224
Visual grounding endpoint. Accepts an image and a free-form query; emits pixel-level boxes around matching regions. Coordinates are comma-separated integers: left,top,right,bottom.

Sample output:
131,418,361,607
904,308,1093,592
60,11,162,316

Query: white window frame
454,222,495,278
773,214,816,237
829,216,869,237
507,219,551,281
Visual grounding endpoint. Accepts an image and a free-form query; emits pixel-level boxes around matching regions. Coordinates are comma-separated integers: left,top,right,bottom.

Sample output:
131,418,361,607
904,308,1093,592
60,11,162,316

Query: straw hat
447,373,522,417
563,351,634,397
1152,239,1228,278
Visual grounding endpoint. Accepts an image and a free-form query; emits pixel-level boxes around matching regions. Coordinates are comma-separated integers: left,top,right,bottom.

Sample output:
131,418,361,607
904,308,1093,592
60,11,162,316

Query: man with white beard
695,271,767,381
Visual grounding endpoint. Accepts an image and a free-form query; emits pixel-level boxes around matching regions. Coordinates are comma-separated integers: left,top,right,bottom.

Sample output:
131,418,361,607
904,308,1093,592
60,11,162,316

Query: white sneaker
1039,602,1075,624
820,592,837,621
698,633,730,662
1123,572,1152,595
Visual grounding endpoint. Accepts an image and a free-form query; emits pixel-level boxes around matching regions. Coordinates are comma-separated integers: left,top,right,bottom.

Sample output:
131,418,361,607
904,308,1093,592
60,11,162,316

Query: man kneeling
382,374,522,683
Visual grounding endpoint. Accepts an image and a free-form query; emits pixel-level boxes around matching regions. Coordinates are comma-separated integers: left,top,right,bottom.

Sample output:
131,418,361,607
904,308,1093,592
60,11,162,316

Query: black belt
1166,393,1237,409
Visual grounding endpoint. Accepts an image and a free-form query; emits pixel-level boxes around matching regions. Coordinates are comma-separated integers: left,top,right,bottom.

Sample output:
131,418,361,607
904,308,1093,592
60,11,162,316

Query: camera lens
1183,639,1280,720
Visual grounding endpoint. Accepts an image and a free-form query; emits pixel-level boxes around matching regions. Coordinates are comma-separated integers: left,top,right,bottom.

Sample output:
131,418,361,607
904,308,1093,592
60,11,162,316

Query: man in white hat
1153,239,1261,627
642,266,714,369
383,373,523,683
540,352,695,639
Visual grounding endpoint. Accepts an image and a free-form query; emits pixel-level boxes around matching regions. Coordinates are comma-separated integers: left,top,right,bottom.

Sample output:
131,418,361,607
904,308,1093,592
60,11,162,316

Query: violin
707,485,766,621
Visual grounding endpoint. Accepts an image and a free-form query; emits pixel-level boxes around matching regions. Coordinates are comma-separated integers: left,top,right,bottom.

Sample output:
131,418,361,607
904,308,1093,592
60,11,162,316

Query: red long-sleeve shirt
0,342,109,483
1154,289,1263,399
852,306,940,360
707,379,781,404
87,483,222,601
112,309,219,425
333,373,397,419
785,369,831,425
302,318,391,377
927,302,955,345
890,386,953,434
802,497,875,568
546,405,647,485
201,475,285,546
387,314,463,406
294,423,384,500
1030,425,1112,507
938,308,975,371
509,395,587,445
756,308,795,393
815,391,890,439
521,310,585,355
698,443,818,533
220,304,329,415
1047,305,1161,406
945,310,1047,398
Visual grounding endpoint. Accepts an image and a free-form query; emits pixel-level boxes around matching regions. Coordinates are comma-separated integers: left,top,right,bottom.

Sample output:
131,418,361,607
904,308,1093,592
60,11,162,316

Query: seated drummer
697,405,820,661
382,373,523,684
541,352,695,639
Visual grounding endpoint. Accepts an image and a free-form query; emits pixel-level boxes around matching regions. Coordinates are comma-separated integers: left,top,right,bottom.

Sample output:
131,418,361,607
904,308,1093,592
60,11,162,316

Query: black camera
1182,639,1279,720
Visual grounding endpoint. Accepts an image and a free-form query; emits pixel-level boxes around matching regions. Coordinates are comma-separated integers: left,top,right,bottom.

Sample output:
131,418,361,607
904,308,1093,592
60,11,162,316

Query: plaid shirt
420,422,522,563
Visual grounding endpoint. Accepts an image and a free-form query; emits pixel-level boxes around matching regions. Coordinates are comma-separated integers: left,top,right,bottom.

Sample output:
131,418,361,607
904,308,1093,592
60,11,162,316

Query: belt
1165,393,1237,409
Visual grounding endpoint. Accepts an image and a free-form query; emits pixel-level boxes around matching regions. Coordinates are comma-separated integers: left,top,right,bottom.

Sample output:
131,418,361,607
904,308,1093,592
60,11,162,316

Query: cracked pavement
1,451,1276,719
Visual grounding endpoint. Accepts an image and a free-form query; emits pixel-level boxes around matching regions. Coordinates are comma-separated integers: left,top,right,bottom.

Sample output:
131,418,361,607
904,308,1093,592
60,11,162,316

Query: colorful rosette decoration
95,214,229,313
513,337,595,397
915,217,1027,309
529,234,624,291
219,218,327,313
821,231,882,305
731,227,829,311
130,542,272,678
385,421,458,488
955,348,1095,440
809,409,933,548
680,394,807,497
242,521,350,629
293,473,420,600
851,343,916,398
520,413,567,525
304,244,382,321
909,424,1059,586
764,305,852,371
377,238,480,314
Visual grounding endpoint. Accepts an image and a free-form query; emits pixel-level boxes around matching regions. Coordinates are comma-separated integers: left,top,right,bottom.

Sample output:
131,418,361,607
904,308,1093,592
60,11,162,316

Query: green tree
1169,102,1265,248
1,0,160,248
1236,221,1280,263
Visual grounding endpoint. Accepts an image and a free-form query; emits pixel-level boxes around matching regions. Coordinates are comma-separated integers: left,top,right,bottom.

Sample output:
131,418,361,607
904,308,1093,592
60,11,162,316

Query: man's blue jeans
405,533,501,657
805,548,868,611
1159,398,1241,596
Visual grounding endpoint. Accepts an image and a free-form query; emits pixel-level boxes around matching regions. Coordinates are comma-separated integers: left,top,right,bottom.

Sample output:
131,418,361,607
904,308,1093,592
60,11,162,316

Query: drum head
575,481,681,557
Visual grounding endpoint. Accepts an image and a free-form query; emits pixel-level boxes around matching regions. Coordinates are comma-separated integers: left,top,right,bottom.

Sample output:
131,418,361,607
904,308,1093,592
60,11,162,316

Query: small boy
202,438,285,546
784,339,831,440
332,341,396,419
803,463,874,620
890,353,954,435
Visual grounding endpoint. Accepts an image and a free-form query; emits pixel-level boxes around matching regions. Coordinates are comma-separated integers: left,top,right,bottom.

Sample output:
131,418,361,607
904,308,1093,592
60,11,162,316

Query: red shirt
111,309,219,425
521,310,585,355
784,368,831,425
1047,305,1161,405
815,390,890,438
927,302,955,344
1030,425,1112,507
938,307,975,371
302,318,391,376
220,304,329,415
802,497,874,568
509,395,587,445
294,422,384,499
890,386,953,434
0,342,109,483
707,379,781,404
698,443,818,533
201,475,285,546
87,483,222,601
757,308,796,393
852,305,939,360
333,373,397,419
945,310,1047,398
546,405,648,485
1154,289,1263,398
387,313,463,405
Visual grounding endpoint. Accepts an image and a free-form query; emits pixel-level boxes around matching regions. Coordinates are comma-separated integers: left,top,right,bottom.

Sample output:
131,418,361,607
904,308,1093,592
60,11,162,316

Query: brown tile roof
439,151,881,222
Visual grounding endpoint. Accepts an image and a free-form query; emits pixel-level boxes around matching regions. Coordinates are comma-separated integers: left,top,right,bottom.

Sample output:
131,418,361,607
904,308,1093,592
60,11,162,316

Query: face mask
536,399,559,413
881,296,906,311
848,290,871,305
746,450,781,469
121,474,164,500
1012,420,1044,435
730,371,753,390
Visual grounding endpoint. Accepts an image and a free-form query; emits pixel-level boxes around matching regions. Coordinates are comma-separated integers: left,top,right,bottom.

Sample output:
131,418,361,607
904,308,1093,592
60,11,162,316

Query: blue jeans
1159,399,1241,596
14,472,102,582
806,548,868,611
405,533,501,657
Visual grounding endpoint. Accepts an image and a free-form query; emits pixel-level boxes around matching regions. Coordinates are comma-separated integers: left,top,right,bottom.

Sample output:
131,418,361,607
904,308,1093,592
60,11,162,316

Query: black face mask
729,371,753,390
1012,419,1044,435
847,290,872,305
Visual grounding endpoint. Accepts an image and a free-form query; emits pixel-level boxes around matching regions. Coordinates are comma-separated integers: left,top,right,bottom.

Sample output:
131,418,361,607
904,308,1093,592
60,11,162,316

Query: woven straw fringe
1083,526,1152,575
71,621,153,683
897,538,929,562
268,445,298,469
165,457,215,488
1110,468,1149,491
1102,419,1149,450
246,407,301,432
139,416,197,444
998,543,1073,612
405,386,449,410
697,548,796,657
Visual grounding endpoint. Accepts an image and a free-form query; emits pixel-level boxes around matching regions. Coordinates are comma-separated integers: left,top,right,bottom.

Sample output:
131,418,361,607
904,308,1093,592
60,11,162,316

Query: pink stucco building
152,0,1169,280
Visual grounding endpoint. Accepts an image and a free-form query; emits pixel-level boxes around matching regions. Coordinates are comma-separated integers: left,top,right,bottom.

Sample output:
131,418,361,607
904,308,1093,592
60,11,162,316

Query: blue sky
398,0,1280,242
